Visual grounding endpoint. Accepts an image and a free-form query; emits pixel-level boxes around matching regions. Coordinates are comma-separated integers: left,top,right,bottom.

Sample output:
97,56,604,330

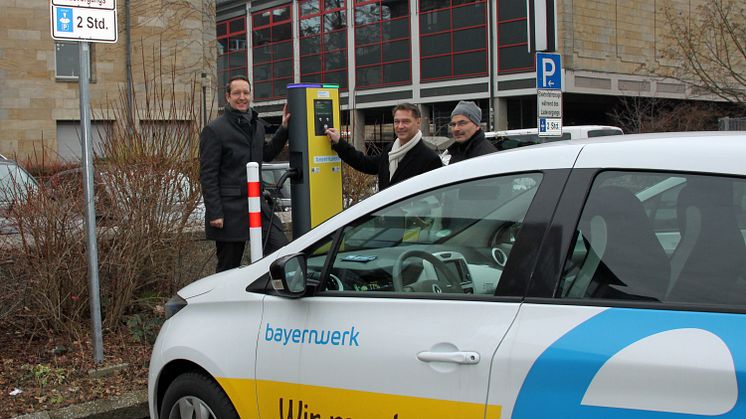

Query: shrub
1,62,213,335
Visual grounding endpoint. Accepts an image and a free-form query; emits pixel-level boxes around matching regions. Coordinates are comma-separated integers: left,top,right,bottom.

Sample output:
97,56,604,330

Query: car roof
570,131,746,175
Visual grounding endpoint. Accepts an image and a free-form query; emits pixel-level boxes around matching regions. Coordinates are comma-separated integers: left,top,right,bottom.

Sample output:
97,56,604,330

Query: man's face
226,80,252,112
393,109,421,143
450,115,479,143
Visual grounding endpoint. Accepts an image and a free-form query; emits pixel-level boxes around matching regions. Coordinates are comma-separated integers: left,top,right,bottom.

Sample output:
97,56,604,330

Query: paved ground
11,390,148,419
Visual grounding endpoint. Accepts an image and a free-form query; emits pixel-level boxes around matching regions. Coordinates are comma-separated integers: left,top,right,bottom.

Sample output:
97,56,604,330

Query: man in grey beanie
444,100,496,165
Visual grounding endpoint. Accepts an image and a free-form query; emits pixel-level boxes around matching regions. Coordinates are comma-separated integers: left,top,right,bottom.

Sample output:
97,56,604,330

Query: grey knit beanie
451,100,481,126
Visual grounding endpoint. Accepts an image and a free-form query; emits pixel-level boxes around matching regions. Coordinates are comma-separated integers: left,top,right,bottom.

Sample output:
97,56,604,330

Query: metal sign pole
78,41,104,364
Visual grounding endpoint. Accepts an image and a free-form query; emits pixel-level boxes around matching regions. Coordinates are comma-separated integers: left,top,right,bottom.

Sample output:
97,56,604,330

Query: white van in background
485,125,623,150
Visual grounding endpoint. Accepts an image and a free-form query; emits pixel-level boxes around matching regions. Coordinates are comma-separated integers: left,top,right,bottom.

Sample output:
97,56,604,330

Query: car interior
304,173,544,296
560,172,746,306
294,169,746,306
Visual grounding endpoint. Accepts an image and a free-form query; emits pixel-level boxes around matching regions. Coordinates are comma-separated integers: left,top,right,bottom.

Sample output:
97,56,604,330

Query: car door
488,169,746,418
254,171,565,418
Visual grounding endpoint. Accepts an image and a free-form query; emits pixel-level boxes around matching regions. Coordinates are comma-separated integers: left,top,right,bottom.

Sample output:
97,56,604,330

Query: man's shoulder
201,115,230,136
415,138,441,157
207,113,231,128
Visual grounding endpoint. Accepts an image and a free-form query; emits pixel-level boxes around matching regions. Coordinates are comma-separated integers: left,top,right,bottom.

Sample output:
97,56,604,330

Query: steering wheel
490,222,520,267
392,249,463,293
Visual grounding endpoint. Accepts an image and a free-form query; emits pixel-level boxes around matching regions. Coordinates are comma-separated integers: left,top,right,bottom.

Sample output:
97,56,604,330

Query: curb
11,390,148,419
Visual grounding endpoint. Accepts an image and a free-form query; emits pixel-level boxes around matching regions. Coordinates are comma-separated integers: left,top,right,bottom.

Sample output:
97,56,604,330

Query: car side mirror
269,253,308,298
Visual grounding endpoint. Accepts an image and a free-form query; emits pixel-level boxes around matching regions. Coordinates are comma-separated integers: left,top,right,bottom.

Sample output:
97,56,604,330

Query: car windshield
0,163,37,205
262,167,291,197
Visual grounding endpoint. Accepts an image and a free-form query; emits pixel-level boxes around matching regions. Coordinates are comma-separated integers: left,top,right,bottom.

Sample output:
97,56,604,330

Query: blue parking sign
56,7,74,33
536,52,562,90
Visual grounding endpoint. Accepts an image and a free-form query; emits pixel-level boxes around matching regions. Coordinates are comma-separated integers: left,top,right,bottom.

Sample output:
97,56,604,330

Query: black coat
446,129,497,165
199,107,288,241
332,137,442,190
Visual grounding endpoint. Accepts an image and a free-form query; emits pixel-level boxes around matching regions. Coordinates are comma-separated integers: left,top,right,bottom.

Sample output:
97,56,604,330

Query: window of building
419,0,487,81
354,0,410,89
252,5,293,100
55,41,93,80
217,16,248,106
56,121,109,161
299,0,348,89
497,0,533,74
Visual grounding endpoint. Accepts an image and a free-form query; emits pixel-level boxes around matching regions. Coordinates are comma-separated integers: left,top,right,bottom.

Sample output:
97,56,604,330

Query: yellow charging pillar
287,84,343,238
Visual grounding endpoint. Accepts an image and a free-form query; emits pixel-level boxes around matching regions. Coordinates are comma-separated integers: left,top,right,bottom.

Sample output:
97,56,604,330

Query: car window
559,171,746,306
0,163,37,206
587,128,623,137
306,173,544,296
262,169,277,185
494,134,539,150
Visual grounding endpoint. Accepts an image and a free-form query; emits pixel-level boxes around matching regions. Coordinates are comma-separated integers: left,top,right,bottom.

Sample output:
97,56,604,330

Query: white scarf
388,130,422,181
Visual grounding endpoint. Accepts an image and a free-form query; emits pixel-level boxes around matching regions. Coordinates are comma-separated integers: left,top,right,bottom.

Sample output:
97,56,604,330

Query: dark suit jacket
446,129,497,165
199,107,288,241
332,137,442,190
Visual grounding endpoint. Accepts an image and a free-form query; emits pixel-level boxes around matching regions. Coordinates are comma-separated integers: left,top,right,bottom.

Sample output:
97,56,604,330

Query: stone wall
0,0,217,161
560,0,687,74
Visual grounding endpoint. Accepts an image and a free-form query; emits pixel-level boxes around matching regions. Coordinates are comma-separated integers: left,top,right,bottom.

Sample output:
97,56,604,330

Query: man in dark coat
445,100,496,165
324,103,442,190
199,75,291,272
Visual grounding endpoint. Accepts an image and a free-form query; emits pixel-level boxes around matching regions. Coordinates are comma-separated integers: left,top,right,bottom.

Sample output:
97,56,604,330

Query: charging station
287,84,343,238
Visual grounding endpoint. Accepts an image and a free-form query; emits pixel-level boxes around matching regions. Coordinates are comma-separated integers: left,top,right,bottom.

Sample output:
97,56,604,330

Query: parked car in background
262,162,292,212
486,125,623,150
149,132,746,418
46,165,204,228
0,158,38,234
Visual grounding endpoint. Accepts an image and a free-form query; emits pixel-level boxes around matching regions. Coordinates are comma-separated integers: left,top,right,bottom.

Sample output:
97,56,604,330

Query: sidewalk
11,390,148,419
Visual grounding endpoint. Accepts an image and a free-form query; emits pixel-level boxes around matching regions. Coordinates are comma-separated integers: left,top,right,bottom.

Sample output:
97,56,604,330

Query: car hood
177,255,276,299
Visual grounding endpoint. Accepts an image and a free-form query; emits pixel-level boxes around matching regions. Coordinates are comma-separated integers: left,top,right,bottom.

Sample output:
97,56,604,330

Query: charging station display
287,84,343,238
313,100,334,136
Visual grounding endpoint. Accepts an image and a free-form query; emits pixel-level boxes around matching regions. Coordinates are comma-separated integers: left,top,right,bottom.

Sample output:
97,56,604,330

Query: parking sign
50,0,118,43
536,52,562,137
536,52,562,90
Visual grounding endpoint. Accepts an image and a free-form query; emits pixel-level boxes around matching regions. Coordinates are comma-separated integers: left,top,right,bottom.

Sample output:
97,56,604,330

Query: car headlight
164,294,188,320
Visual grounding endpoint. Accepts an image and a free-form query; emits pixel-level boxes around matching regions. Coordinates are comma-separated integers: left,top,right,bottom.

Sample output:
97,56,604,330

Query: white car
149,132,746,419
0,158,38,234
485,124,623,150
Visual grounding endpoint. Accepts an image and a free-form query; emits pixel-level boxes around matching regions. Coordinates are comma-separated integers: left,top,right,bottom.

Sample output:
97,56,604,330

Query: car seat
566,186,670,300
667,179,746,304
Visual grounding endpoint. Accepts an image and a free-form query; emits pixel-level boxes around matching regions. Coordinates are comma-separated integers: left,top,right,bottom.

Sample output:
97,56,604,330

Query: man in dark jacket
199,75,291,272
324,103,442,190
445,100,496,165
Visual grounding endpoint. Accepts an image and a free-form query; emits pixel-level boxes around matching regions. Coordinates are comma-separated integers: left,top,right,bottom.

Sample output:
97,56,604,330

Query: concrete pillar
492,97,509,131
351,109,366,150
419,103,431,136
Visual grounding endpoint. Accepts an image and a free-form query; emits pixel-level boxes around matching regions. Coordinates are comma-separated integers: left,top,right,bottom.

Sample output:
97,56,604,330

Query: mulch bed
0,321,151,418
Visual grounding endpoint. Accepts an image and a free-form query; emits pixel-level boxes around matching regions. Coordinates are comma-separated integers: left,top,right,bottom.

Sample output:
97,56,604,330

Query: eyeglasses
448,120,471,128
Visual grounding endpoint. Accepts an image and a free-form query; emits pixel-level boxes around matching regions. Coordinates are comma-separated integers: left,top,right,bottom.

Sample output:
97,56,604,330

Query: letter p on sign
542,58,555,88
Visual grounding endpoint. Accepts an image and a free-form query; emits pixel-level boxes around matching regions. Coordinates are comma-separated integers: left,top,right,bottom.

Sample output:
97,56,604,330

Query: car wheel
159,372,239,419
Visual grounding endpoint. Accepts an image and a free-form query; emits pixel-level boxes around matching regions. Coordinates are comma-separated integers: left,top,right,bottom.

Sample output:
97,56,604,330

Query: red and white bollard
246,162,262,262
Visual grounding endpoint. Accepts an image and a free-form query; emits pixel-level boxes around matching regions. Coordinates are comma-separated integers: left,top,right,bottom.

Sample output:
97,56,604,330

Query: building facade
2,0,735,160
216,0,712,147
0,0,216,161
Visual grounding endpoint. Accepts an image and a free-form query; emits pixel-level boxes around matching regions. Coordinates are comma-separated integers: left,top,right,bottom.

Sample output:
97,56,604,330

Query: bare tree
655,0,746,107
609,96,722,133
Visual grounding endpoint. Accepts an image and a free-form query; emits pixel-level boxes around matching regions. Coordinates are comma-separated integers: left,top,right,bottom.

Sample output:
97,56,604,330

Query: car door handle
417,351,480,365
